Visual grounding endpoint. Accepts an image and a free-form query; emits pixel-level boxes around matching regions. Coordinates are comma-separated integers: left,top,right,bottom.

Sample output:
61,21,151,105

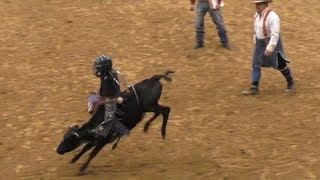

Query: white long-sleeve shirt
254,7,280,52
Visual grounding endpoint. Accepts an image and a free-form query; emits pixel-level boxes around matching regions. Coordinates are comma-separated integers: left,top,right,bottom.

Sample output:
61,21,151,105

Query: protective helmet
93,55,113,77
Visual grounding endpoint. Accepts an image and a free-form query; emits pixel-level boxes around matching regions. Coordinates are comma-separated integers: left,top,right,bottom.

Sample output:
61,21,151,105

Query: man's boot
242,86,259,95
193,42,204,49
285,79,295,93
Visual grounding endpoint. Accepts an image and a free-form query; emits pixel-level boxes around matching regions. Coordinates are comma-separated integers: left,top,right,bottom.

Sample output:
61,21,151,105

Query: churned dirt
1,0,320,179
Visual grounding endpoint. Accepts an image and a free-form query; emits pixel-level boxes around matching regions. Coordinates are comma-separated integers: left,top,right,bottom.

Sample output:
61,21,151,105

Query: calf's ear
69,124,80,129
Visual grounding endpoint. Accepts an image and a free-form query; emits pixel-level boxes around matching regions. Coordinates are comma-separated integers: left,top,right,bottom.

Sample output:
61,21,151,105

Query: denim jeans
195,2,228,45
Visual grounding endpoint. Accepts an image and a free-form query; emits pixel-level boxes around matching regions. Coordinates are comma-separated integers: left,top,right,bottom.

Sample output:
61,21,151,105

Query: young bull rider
90,55,129,141
88,55,127,114
242,0,296,95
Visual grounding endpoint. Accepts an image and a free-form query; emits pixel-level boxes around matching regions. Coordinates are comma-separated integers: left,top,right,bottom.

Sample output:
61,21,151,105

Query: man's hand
190,5,195,11
264,49,273,56
212,4,221,10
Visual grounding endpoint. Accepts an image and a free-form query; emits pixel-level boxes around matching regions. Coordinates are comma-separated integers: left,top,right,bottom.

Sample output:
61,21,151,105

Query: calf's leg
143,112,160,133
159,105,171,139
79,142,106,175
143,104,171,139
69,143,95,164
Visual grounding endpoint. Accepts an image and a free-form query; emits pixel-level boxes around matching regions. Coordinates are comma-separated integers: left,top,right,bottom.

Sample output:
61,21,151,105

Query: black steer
56,70,174,175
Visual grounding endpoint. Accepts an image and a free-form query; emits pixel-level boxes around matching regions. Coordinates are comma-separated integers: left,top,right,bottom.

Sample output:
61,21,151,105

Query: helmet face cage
93,55,113,77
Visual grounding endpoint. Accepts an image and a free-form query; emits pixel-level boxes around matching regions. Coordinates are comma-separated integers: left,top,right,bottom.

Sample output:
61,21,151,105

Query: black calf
56,70,174,175
121,70,174,139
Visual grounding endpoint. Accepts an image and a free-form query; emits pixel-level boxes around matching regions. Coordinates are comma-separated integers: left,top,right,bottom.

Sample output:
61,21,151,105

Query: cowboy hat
253,0,273,3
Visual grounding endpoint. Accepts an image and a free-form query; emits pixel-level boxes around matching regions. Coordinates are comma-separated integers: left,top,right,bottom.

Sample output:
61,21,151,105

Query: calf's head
56,125,82,155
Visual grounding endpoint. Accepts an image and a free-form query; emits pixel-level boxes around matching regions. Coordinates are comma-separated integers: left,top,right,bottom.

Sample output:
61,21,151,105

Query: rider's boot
111,119,130,150
112,119,130,142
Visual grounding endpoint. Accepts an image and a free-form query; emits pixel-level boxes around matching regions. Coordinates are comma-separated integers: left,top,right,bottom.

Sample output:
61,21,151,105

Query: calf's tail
152,70,175,82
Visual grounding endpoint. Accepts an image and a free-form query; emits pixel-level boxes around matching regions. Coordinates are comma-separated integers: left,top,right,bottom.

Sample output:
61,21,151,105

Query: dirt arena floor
1,0,320,179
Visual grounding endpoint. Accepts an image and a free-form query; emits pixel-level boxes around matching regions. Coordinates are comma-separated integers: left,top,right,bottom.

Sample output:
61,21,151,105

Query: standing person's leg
194,3,208,48
243,46,263,95
242,66,261,95
277,54,295,92
208,9,229,48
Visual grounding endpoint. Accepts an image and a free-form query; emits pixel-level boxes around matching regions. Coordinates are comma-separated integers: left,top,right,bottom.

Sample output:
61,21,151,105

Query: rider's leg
112,118,130,141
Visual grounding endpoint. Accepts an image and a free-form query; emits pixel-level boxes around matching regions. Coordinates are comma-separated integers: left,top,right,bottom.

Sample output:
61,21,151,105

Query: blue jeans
195,2,228,45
